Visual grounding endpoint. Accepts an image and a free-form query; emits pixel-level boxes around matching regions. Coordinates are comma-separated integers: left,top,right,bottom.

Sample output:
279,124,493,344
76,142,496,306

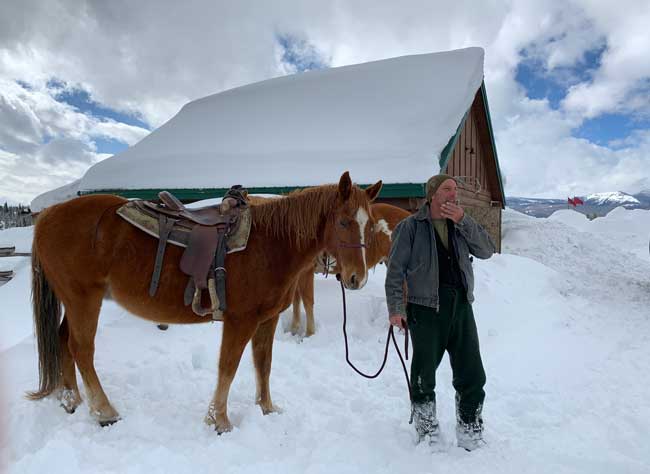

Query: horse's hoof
99,417,120,427
261,404,282,415
204,414,232,433
212,420,233,434
157,324,169,331
58,388,82,414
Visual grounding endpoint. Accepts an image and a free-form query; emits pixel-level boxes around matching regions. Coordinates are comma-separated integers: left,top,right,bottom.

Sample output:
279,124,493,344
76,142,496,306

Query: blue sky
48,79,150,156
513,44,648,146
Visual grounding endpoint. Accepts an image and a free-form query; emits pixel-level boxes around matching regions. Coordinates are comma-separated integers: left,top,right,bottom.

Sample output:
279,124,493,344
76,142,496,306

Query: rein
337,276,411,400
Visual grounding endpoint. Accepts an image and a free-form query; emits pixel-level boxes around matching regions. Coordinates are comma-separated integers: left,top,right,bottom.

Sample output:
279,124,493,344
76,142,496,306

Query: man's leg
407,299,453,442
446,293,486,450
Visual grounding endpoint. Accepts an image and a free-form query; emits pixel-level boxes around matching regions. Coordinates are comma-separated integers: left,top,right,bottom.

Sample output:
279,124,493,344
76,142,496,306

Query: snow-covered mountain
584,191,640,206
634,189,650,205
508,190,650,217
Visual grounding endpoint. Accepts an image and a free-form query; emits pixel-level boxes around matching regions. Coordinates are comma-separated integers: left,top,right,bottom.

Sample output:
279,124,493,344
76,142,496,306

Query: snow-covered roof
78,47,484,193
31,179,80,213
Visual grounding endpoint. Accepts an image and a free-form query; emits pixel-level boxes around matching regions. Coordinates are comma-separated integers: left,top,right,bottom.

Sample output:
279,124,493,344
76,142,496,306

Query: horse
28,172,382,433
290,202,410,336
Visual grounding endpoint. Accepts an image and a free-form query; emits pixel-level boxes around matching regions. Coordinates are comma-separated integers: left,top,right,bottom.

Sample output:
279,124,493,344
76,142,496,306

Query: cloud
0,0,649,204
561,0,650,119
0,78,148,204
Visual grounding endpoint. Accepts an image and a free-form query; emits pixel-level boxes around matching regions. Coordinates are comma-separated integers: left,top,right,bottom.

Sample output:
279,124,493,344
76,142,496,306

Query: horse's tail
26,239,62,400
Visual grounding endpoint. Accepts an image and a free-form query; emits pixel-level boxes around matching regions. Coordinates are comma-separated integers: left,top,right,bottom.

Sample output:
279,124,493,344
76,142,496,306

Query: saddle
116,186,251,321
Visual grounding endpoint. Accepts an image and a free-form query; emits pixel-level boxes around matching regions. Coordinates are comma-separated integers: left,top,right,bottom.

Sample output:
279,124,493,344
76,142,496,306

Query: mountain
584,191,640,206
633,189,650,206
508,190,650,218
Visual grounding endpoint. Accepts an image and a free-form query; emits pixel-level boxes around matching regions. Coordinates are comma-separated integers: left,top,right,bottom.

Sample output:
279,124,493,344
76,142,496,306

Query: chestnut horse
28,172,382,432
290,202,410,336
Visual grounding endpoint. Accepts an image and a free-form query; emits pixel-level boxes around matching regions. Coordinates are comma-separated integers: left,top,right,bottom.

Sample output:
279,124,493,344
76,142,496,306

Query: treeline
0,203,33,229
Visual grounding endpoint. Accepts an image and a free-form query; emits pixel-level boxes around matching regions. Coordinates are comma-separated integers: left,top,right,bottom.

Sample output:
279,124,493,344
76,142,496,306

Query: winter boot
455,394,484,451
412,400,440,444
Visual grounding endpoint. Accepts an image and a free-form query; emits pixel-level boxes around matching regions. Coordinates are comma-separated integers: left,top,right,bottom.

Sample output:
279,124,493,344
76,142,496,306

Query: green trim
79,182,427,201
480,82,506,206
439,109,470,171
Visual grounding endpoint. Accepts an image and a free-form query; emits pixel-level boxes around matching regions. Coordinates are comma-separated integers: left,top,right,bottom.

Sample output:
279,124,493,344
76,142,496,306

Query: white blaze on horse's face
355,207,370,288
333,204,372,291
331,172,382,290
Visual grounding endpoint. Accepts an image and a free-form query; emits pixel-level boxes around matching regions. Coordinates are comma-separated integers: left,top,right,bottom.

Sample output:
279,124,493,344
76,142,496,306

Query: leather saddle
116,185,250,321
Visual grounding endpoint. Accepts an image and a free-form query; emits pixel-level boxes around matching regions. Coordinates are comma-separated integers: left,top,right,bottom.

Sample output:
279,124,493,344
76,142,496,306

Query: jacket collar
415,202,431,221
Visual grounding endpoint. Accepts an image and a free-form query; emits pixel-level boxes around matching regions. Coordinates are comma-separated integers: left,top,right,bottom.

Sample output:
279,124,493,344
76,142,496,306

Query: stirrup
191,278,224,321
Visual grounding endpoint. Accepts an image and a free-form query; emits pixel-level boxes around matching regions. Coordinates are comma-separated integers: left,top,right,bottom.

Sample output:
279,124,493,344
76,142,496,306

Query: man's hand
441,201,464,224
389,314,407,329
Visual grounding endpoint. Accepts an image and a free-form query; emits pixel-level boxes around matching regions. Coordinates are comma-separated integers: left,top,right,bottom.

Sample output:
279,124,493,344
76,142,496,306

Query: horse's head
324,172,382,290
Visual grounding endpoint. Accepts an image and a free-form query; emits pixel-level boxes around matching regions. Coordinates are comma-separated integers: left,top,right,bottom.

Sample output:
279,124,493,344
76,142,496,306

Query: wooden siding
444,106,492,206
437,89,503,251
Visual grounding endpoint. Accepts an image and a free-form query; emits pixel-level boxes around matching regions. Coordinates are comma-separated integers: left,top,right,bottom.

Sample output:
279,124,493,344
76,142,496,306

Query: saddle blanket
116,201,252,254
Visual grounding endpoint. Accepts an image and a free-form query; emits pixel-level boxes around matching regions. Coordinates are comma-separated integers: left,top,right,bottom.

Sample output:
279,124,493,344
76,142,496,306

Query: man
385,174,495,450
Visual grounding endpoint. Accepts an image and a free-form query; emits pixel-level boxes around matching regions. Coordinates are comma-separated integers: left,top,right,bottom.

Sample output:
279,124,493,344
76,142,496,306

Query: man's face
432,179,458,205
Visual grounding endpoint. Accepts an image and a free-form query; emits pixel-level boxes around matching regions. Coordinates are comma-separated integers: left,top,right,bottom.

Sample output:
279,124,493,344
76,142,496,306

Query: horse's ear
338,171,352,201
365,180,383,202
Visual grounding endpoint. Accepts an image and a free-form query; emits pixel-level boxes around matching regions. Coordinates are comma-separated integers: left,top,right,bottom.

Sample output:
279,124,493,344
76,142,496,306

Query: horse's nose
349,273,358,289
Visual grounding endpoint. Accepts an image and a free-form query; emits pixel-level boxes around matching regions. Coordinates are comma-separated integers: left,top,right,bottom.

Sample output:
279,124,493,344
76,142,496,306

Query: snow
2,207,650,473
584,191,640,206
75,48,482,194
30,179,80,213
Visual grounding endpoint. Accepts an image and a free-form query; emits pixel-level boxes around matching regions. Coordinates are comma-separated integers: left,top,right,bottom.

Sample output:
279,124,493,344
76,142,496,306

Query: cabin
32,47,505,250
380,82,506,251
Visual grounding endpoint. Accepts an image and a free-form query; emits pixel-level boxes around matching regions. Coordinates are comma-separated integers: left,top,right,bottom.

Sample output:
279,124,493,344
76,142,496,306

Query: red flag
573,197,584,205
567,197,576,207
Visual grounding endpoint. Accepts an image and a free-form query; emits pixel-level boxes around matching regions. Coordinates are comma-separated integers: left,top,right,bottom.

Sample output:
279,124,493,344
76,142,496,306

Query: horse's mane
250,184,369,250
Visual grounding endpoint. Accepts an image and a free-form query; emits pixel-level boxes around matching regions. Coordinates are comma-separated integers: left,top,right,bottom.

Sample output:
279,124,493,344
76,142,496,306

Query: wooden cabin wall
442,98,503,252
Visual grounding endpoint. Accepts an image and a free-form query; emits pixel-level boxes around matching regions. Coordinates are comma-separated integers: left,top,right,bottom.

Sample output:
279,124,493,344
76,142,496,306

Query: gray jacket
385,204,495,317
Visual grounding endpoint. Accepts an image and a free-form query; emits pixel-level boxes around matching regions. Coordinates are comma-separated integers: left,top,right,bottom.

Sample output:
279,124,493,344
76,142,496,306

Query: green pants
407,286,486,423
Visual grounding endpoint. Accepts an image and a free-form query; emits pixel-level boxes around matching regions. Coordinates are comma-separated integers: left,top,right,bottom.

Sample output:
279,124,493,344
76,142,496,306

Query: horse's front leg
205,316,258,433
252,314,281,414
290,289,302,335
298,271,316,337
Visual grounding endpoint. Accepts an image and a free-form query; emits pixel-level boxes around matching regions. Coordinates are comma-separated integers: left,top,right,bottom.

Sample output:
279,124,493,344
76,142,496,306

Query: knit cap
425,174,457,202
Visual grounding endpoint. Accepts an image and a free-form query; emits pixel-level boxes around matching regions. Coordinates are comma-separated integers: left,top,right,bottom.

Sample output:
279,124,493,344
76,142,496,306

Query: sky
1,0,649,205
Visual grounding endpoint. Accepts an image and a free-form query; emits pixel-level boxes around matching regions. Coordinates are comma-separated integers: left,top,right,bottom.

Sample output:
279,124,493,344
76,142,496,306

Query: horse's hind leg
252,315,280,414
65,289,120,426
205,317,258,433
58,316,82,413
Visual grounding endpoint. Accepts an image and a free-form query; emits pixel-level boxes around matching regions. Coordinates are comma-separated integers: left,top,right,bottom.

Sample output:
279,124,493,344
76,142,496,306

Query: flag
573,197,584,205
567,197,576,207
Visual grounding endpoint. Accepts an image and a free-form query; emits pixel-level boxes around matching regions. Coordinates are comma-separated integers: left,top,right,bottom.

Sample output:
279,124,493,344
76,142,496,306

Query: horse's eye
339,218,350,228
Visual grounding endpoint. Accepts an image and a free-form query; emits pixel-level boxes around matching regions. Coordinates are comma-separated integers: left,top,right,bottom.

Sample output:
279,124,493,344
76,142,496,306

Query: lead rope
337,277,412,407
